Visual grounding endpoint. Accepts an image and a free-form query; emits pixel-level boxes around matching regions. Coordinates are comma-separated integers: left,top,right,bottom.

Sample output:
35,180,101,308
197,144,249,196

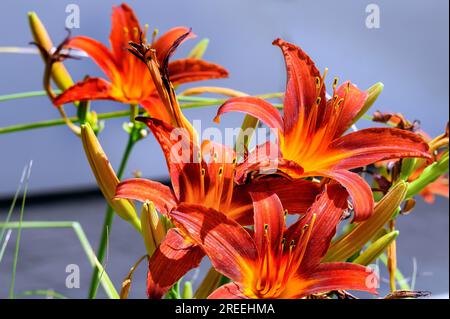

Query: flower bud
141,201,166,256
28,12,74,90
80,124,140,230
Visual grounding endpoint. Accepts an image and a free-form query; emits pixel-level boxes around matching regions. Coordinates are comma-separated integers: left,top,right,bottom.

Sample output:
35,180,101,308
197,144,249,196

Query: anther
332,77,339,91
315,77,321,89
315,96,322,105
281,238,287,248
264,224,269,234
284,209,288,216
218,167,224,176
289,240,295,248
201,168,206,176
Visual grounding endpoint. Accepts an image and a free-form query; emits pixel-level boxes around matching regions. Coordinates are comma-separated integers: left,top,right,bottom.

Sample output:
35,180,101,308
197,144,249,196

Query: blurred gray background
0,0,448,298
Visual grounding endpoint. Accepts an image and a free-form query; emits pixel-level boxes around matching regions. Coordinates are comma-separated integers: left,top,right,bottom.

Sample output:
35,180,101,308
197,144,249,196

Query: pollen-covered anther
332,77,339,91
264,224,269,235
315,96,322,106
315,76,321,89
218,166,224,176
201,168,206,176
284,209,288,216
289,240,296,249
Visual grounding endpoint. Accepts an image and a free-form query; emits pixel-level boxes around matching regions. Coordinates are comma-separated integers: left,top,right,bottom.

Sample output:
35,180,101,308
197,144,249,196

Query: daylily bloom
214,38,431,221
115,117,321,298
170,184,378,299
53,3,228,122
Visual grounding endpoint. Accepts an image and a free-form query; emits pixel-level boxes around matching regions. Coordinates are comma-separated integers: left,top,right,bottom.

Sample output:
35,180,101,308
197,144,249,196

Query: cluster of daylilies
3,3,448,299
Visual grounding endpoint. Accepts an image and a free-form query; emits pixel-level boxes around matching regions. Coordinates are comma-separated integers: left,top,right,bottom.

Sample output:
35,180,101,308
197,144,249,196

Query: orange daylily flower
214,38,431,221
53,3,228,122
170,184,378,299
115,117,321,298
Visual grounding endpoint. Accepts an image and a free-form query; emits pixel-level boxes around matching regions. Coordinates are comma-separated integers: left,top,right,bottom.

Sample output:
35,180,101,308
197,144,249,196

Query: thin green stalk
0,221,119,299
379,253,410,290
87,128,136,299
0,166,27,246
9,161,32,299
15,289,68,299
0,110,132,135
0,90,60,102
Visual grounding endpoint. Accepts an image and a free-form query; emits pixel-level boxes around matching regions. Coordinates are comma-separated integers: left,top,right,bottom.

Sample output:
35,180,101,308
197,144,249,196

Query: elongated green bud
354,231,399,266
80,124,140,231
141,201,166,256
28,11,74,90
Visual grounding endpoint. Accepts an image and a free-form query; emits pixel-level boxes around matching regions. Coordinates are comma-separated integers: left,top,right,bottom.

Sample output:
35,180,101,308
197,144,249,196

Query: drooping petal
53,77,120,106
228,177,321,225
250,192,285,256
153,27,195,63
273,38,326,133
284,263,378,298
137,117,203,201
235,142,304,184
167,59,229,84
147,229,204,299
115,178,177,215
331,82,368,137
318,169,374,222
208,283,249,299
110,3,141,63
295,184,348,272
140,96,176,125
66,36,121,83
170,203,258,283
328,128,431,170
214,97,284,134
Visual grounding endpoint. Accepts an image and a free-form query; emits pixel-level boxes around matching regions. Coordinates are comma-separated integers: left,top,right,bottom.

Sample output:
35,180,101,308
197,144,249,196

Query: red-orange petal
115,178,177,215
331,82,368,137
287,262,378,298
153,27,195,63
208,283,249,299
297,184,348,272
250,192,285,256
53,77,120,106
170,203,258,283
168,59,229,84
235,142,304,184
228,177,321,225
137,117,203,201
329,128,431,170
318,169,374,222
66,36,121,83
214,97,284,134
273,38,326,133
110,3,141,63
147,229,204,299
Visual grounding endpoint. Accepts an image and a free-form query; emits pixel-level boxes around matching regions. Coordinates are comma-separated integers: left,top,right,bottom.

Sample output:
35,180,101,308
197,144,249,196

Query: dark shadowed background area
0,0,448,298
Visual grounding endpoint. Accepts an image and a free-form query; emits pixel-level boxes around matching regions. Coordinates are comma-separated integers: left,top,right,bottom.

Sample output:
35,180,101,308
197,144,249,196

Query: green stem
9,162,31,299
87,127,137,299
0,110,131,135
0,90,61,102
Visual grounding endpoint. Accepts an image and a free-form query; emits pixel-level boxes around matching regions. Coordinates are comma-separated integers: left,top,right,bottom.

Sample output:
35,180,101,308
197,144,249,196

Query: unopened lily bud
354,82,384,122
28,12,74,90
325,180,407,262
188,38,209,59
354,230,399,266
141,201,166,256
80,124,140,230
182,281,193,299
399,158,417,181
